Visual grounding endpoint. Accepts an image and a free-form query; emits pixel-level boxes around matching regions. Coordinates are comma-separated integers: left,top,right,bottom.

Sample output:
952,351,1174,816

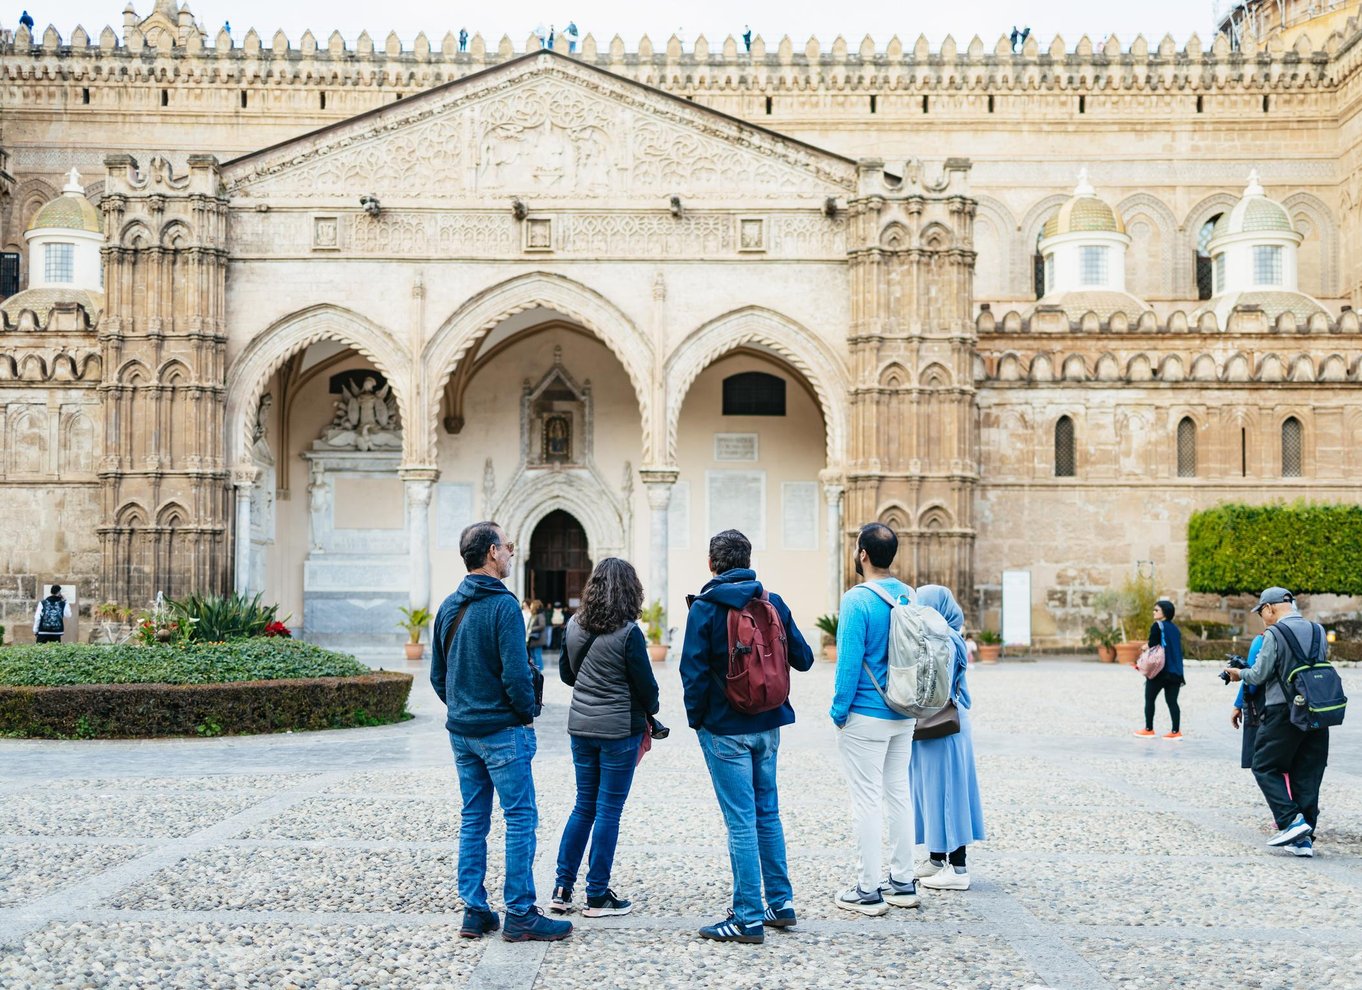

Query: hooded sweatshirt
430,573,536,737
679,568,815,736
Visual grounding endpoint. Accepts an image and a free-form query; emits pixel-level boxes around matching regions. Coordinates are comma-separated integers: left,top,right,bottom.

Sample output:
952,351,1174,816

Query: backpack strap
1270,621,1326,691
441,601,472,663
567,630,599,678
856,582,912,608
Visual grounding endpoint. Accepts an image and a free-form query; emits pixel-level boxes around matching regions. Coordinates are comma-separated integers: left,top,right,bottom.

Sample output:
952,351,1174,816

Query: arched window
1054,415,1075,477
1281,416,1302,477
1033,231,1046,298
1177,416,1197,477
1196,215,1222,299
722,371,786,416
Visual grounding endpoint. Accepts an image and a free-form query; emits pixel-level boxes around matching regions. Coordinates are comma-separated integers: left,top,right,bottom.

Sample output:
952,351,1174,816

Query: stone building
1,1,1360,644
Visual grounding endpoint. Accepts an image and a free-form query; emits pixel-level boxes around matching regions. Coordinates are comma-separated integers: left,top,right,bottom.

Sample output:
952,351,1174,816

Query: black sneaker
582,888,633,917
698,910,764,944
458,907,500,939
549,885,574,915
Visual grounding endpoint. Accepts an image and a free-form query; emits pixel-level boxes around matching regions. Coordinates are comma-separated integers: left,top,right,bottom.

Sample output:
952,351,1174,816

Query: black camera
1219,654,1246,685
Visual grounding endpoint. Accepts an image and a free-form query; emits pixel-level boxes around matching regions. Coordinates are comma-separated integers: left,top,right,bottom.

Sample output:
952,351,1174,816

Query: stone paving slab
0,793,262,839
0,843,144,908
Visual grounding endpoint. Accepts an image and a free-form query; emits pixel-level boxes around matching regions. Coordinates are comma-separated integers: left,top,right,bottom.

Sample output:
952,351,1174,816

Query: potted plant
398,606,434,662
977,629,1002,663
640,600,668,662
814,614,839,662
1111,574,1156,665
1082,625,1121,663
93,602,133,645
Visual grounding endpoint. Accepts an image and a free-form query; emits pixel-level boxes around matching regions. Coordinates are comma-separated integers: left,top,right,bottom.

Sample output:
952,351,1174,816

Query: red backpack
724,591,790,714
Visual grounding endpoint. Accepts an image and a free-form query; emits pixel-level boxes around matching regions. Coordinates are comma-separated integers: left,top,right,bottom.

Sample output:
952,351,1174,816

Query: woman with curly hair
550,557,660,919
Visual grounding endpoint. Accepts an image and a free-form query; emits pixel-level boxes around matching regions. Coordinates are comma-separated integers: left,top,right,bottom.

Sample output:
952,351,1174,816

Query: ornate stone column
402,467,440,613
821,476,845,612
639,467,678,632
232,464,260,596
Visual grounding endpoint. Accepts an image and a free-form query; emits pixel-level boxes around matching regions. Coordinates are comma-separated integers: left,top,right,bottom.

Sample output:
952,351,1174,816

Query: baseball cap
1252,587,1295,614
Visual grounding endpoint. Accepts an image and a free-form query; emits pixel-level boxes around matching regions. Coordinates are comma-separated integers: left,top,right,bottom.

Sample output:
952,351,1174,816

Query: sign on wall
436,483,475,550
713,433,759,462
707,470,766,550
781,481,819,551
1001,569,1032,647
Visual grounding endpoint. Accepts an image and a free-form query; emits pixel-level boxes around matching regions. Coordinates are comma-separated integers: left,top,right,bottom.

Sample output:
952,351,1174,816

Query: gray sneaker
879,876,922,909
834,885,889,917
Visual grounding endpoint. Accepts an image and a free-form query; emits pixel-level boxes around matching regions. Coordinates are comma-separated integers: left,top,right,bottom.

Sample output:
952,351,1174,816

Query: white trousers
837,713,916,892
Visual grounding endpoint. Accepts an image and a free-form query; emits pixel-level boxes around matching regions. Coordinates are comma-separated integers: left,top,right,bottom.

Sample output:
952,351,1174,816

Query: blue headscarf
916,584,971,709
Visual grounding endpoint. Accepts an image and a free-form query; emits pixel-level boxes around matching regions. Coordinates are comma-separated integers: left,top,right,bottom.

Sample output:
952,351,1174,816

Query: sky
28,1,1229,49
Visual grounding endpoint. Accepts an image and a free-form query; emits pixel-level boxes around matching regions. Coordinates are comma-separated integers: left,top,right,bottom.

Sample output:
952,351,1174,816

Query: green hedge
0,640,370,687
0,672,413,739
1183,638,1362,664
1188,502,1362,595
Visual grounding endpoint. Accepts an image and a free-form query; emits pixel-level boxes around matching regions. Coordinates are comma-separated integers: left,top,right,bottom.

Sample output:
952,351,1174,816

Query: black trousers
1144,675,1182,732
1251,704,1329,830
35,633,62,644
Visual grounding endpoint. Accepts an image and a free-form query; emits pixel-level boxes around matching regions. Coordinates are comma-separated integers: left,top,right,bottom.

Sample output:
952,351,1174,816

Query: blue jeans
555,733,642,897
697,727,793,928
448,726,538,915
529,646,544,671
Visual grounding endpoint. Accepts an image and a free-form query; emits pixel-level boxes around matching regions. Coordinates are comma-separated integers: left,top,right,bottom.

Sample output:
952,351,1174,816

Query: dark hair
576,558,643,634
857,523,898,569
49,583,62,596
1155,599,1176,620
459,521,502,570
708,529,752,573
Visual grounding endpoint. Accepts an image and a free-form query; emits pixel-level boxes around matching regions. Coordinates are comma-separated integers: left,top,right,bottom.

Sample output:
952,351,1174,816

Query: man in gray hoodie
1224,587,1330,856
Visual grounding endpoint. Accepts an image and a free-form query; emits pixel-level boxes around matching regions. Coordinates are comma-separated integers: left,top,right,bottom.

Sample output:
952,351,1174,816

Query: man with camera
1223,587,1331,856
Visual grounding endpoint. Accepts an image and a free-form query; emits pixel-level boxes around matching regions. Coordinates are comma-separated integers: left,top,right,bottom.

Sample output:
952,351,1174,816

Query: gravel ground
1,658,1360,990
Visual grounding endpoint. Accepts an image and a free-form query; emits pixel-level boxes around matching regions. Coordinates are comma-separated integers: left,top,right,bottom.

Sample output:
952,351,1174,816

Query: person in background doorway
33,584,71,643
1134,599,1185,740
526,599,548,671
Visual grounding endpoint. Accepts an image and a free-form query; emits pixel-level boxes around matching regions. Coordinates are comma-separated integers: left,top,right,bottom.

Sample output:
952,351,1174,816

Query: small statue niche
524,346,591,469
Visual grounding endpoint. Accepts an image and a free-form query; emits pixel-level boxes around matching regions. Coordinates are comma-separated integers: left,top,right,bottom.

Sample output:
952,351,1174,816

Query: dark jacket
430,574,535,737
561,617,660,738
1148,620,1185,683
679,568,814,736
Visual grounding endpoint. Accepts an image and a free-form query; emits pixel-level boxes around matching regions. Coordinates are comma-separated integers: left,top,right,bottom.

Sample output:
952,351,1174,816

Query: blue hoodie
430,573,536,737
679,568,815,736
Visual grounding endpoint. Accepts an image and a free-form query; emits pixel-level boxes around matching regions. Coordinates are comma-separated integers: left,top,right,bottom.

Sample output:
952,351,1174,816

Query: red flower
264,621,292,638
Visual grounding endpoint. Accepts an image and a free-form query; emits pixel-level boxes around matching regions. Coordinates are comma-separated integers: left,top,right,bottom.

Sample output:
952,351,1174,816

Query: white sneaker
878,876,921,909
914,858,947,878
833,885,890,916
920,867,970,891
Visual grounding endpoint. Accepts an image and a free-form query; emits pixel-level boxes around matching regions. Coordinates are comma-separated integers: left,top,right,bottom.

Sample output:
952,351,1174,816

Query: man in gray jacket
1224,587,1330,856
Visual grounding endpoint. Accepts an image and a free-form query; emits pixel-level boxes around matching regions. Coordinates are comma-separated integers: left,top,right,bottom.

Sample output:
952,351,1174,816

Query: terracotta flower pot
1114,641,1143,666
404,642,425,661
647,642,669,663
822,644,838,663
1096,644,1117,663
978,644,1001,663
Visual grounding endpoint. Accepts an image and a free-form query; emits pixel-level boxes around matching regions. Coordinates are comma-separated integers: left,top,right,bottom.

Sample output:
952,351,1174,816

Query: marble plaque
707,470,765,551
781,482,819,551
437,483,475,549
714,433,759,462
668,480,690,550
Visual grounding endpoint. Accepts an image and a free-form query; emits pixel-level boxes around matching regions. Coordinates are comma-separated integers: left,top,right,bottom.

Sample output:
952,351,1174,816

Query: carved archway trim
494,470,629,595
224,303,410,469
663,305,849,467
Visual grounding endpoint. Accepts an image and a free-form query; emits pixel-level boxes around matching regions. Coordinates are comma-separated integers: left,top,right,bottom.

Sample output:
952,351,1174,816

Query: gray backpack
857,583,953,718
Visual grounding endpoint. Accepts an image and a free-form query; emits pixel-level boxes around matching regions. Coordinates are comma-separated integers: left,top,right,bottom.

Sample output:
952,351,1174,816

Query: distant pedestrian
742,25,751,51
911,585,986,891
19,9,33,31
526,599,548,671
1133,599,1185,739
828,523,920,916
459,27,468,52
431,521,570,942
33,584,70,644
964,631,978,666
223,20,231,35
550,558,660,919
681,528,815,943
1232,634,1266,770
534,23,546,48
565,21,578,53
548,24,555,49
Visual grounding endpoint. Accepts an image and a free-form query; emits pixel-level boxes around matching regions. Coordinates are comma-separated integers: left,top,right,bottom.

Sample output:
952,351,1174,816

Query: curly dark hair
576,557,644,634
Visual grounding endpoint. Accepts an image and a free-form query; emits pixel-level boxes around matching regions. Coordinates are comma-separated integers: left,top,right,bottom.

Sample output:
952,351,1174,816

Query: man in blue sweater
431,521,570,942
680,529,815,944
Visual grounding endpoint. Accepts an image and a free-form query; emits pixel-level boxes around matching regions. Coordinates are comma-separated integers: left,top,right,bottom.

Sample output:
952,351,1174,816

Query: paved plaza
2,656,1360,990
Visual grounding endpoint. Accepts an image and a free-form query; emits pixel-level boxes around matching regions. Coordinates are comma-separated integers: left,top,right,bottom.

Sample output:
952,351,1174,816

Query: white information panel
1001,569,1032,647
781,481,819,551
668,480,691,550
435,483,475,549
713,433,759,461
707,470,766,550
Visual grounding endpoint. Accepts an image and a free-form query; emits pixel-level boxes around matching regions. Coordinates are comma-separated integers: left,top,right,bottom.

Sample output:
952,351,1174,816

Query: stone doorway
528,510,592,611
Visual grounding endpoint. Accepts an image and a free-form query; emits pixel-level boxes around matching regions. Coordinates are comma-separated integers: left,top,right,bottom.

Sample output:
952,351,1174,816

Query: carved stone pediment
222,51,856,205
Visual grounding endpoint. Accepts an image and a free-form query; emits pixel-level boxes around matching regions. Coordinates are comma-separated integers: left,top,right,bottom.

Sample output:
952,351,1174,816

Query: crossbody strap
441,602,472,663
568,630,599,678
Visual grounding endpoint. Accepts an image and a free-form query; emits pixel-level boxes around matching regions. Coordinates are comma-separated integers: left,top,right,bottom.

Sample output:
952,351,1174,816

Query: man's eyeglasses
498,541,516,554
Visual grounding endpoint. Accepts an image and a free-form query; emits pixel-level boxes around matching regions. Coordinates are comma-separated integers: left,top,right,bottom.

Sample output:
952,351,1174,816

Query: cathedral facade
2,1,1360,644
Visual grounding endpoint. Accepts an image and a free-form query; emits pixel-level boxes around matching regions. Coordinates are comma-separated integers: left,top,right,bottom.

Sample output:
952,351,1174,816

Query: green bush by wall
1187,502,1362,596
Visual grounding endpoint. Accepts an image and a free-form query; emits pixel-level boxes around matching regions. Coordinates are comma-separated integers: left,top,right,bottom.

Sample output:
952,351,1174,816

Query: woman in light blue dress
911,585,986,890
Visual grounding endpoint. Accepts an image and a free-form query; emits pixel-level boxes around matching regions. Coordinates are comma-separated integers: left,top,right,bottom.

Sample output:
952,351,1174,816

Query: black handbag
913,700,961,740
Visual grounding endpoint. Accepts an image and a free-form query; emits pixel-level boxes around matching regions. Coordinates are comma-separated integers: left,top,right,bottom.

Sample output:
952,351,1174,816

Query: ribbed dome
27,170,102,235
1041,171,1125,240
1210,172,1295,241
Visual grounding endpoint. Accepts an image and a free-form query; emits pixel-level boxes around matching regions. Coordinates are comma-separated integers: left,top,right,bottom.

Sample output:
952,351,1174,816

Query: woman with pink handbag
1134,600,1185,740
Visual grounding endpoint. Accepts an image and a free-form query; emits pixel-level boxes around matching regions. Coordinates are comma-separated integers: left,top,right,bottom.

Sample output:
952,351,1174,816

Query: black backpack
38,596,65,633
1270,621,1347,731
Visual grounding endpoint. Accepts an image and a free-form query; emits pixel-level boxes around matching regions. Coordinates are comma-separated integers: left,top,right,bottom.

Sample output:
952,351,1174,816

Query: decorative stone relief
316,376,401,451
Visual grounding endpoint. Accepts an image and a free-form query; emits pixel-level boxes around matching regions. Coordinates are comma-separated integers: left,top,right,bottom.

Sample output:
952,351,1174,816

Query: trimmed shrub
1183,638,1362,664
0,640,369,687
1188,502,1362,596
0,672,413,739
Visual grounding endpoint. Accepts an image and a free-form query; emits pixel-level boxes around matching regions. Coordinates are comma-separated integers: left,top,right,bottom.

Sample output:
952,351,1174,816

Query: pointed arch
1281,192,1337,296
157,359,190,385
423,272,653,464
664,306,849,467
879,361,910,388
877,501,912,533
1017,193,1070,288
919,362,951,388
495,470,629,583
225,303,409,469
1118,192,1177,299
972,194,1016,300
1183,192,1241,297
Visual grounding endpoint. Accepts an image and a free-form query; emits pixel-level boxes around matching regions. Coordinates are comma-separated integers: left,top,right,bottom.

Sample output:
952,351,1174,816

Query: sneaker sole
763,916,797,928
882,893,922,908
920,877,971,891
698,931,763,944
834,896,890,917
1267,821,1313,847
1288,847,1316,858
458,930,491,939
501,930,572,942
582,905,633,917
548,905,573,915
